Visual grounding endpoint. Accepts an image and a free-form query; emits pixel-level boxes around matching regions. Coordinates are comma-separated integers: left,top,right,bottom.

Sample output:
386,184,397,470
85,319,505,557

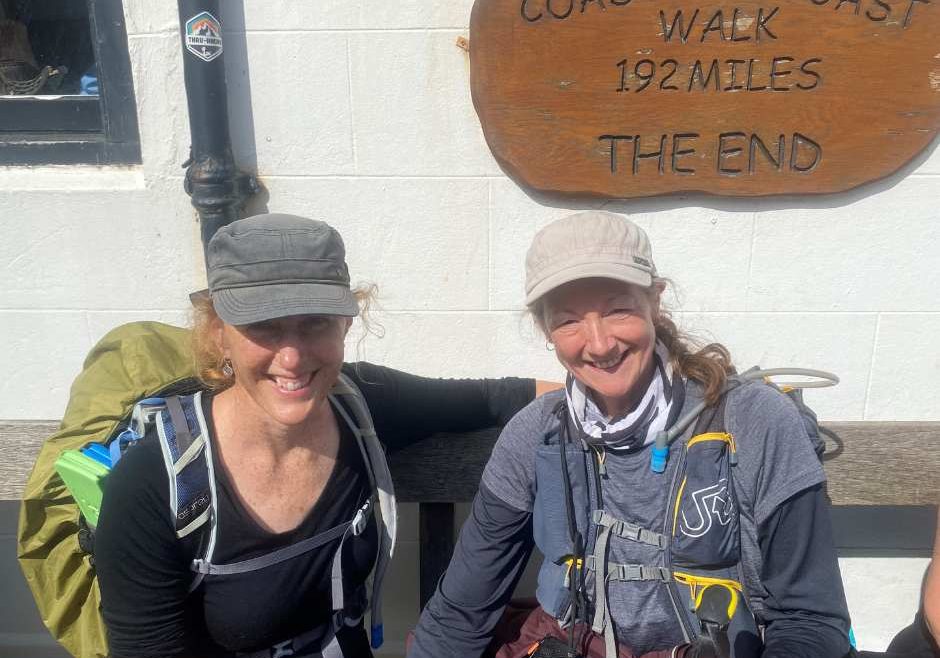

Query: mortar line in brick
8,310,939,316
487,180,493,311
673,311,885,316
368,310,901,316
227,28,469,35
126,33,175,39
0,309,192,314
862,313,883,421
345,36,358,171
743,212,758,312
82,311,93,352
377,310,528,316
191,175,506,181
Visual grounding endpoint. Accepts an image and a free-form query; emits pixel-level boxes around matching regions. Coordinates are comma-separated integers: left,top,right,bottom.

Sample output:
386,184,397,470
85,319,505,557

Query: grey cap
206,213,359,325
524,211,656,305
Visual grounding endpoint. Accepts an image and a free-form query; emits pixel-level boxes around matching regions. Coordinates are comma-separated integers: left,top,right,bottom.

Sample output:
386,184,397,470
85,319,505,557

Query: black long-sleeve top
94,363,535,658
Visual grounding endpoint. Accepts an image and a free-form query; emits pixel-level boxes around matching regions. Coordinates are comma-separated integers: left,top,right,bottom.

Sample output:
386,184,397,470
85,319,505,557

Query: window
0,0,141,165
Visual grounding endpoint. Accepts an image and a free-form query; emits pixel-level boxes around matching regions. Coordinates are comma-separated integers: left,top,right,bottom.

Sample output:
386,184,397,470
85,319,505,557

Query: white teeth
275,375,310,391
593,355,624,369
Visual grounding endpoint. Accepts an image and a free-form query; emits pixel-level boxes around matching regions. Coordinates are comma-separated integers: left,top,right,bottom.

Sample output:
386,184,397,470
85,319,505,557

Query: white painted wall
0,1,936,654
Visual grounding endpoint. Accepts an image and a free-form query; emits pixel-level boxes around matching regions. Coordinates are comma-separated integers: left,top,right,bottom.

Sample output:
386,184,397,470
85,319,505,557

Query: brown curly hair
190,284,381,391
530,278,734,406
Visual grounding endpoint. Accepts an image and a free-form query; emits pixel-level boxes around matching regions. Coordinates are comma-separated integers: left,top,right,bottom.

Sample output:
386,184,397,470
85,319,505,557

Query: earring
222,359,234,377
546,341,555,352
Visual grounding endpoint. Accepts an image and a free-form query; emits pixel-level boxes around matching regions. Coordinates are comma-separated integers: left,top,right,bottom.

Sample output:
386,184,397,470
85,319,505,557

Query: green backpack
17,320,399,658
17,321,199,658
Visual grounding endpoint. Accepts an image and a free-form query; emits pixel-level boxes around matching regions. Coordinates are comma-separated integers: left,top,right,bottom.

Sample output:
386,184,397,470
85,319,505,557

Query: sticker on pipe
469,0,940,198
185,12,223,63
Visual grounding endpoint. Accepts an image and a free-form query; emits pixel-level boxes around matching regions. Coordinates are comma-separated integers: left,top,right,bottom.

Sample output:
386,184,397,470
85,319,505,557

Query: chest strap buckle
591,510,668,549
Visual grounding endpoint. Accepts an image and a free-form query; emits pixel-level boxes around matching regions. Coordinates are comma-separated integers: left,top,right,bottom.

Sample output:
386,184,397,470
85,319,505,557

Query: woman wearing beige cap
93,213,555,658
410,211,852,658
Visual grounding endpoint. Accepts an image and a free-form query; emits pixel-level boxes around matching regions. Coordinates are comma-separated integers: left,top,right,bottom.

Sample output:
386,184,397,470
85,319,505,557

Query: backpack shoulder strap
150,391,219,592
689,387,733,438
329,372,397,649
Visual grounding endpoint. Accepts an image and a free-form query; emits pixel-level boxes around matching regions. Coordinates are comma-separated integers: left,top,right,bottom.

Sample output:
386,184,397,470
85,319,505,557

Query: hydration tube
650,367,839,473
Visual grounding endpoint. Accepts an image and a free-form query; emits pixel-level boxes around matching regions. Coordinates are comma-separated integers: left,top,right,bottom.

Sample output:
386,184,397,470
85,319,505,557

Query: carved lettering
599,134,635,172
689,59,722,91
480,0,940,198
521,0,544,21
672,133,700,174
633,133,668,174
791,132,822,172
718,132,747,175
749,133,785,172
660,7,781,42
614,57,824,93
756,6,780,39
836,0,862,13
865,0,892,20
797,58,823,90
725,59,746,91
660,9,700,43
904,0,930,27
806,0,926,27
701,10,728,41
730,8,752,41
521,0,635,22
548,0,574,19
600,132,823,177
770,56,794,91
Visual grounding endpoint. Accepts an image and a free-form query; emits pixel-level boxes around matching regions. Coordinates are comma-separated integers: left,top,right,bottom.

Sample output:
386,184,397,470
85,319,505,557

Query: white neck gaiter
564,340,685,452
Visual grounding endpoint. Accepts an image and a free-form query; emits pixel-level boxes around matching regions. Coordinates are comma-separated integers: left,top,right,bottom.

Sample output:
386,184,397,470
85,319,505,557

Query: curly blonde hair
529,278,734,406
190,284,381,391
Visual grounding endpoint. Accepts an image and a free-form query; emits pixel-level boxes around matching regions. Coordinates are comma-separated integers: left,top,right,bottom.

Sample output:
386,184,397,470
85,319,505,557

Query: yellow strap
695,583,740,620
686,432,733,449
563,556,583,581
672,476,687,536
673,571,743,619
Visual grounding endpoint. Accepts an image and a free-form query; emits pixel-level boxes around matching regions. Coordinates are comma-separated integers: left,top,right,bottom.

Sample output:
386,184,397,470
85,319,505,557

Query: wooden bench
2,420,939,611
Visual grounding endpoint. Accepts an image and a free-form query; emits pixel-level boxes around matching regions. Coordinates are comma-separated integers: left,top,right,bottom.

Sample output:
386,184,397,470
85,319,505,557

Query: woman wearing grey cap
410,212,852,658
93,213,555,658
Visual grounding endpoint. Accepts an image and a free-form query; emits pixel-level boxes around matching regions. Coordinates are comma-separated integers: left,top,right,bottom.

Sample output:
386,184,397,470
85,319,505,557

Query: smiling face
217,314,351,430
543,277,660,418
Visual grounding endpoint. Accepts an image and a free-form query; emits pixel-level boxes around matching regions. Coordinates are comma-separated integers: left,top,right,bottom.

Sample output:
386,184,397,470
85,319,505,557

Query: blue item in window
80,72,99,95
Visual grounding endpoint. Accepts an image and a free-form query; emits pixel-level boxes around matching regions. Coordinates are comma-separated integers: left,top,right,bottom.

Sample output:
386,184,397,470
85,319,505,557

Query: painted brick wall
0,0,935,653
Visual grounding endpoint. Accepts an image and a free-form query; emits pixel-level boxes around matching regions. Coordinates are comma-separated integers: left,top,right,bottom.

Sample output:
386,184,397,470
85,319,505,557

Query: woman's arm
408,483,535,658
536,379,565,397
95,439,196,658
758,484,852,658
924,507,940,646
341,362,542,451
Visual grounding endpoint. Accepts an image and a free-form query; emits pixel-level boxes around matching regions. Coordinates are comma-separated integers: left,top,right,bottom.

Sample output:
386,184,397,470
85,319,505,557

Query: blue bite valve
371,624,384,649
650,444,669,473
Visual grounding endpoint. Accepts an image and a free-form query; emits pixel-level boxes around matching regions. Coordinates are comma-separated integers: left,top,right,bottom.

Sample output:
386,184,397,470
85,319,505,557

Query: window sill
0,133,142,166
0,163,145,190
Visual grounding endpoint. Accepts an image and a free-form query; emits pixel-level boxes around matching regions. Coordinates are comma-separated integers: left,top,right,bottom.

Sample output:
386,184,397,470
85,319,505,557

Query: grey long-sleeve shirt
409,382,852,658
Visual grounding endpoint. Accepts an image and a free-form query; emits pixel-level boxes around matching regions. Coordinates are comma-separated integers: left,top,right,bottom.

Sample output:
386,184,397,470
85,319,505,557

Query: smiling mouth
272,372,315,392
588,352,627,372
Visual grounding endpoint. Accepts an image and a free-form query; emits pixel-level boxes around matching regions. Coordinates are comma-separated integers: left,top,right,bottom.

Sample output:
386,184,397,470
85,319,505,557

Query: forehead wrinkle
549,288,641,317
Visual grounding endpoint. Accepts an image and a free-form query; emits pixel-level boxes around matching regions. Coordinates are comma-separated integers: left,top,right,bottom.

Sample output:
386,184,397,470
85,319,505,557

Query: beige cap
524,211,656,306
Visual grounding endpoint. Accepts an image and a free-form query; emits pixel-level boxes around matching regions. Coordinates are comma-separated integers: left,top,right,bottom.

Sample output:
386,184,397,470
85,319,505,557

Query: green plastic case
54,450,110,529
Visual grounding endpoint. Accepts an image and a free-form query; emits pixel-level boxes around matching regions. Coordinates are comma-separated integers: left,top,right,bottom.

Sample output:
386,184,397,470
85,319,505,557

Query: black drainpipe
177,0,258,254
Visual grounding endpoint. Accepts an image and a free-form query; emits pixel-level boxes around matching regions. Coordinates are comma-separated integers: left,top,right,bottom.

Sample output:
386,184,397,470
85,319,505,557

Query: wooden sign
469,0,940,197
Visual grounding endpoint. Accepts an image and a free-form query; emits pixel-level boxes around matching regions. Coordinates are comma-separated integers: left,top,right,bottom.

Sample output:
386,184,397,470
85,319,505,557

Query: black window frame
0,0,141,165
